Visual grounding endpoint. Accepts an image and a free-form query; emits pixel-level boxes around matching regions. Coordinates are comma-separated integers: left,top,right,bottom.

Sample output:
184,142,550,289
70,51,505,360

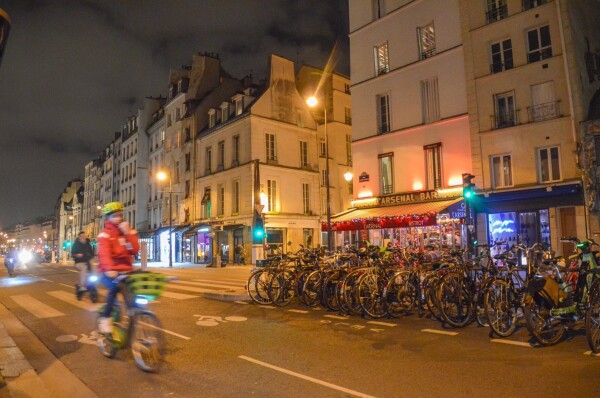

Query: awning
184,224,210,236
155,226,172,236
323,198,463,232
171,224,192,234
138,230,155,239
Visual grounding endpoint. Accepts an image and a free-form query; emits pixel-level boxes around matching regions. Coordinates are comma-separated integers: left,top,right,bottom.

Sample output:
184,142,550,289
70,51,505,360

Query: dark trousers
100,274,120,318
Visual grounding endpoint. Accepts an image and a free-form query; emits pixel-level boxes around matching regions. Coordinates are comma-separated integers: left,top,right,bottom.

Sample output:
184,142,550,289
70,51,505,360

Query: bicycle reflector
135,296,149,306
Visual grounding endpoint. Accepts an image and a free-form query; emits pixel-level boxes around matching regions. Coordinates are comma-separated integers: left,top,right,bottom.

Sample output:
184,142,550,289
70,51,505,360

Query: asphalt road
0,261,598,398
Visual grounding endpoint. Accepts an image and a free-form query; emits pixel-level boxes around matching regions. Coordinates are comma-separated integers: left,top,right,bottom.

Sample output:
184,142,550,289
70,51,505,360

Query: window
217,184,225,216
175,108,181,121
161,130,165,145
175,130,181,148
372,0,385,20
265,133,277,161
302,183,310,214
491,39,513,73
527,25,552,63
418,22,435,60
319,140,327,157
165,137,171,153
523,0,547,11
232,135,240,165
300,141,308,167
221,104,229,123
235,98,243,115
296,108,304,128
208,111,216,128
185,180,190,198
344,83,350,94
538,147,561,182
174,162,180,184
379,153,394,195
321,170,327,187
267,180,277,212
185,153,191,171
345,107,352,124
167,114,172,127
202,187,211,219
530,81,557,121
232,180,240,214
421,77,440,124
184,128,191,142
491,154,513,188
205,147,212,174
374,42,389,75
494,91,516,129
346,135,352,165
424,143,442,190
486,0,508,24
218,141,225,170
376,93,391,134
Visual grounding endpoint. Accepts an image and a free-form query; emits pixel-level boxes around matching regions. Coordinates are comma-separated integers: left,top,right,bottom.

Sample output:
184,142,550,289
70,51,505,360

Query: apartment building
346,0,472,249
459,0,600,254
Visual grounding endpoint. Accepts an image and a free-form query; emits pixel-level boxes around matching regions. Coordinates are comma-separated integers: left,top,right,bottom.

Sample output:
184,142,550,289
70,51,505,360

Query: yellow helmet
102,202,124,215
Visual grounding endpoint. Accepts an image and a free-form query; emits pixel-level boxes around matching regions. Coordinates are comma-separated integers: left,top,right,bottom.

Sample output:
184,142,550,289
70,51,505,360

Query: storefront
474,183,585,256
138,230,158,262
324,189,466,251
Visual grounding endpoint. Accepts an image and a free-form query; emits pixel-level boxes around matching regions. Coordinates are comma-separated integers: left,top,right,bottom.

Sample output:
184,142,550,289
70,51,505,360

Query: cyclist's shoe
98,317,113,334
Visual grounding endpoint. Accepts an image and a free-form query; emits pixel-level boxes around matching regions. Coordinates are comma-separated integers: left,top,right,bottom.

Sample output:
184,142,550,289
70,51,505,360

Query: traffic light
62,240,71,250
253,211,265,244
462,173,475,200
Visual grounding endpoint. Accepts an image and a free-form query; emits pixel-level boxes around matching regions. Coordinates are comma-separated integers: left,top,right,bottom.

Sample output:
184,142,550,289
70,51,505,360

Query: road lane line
138,321,191,340
324,315,349,320
234,301,249,305
66,269,78,273
10,295,65,318
421,329,458,336
167,284,225,294
490,339,533,348
367,321,396,327
161,291,198,300
261,305,276,309
191,279,245,287
46,291,102,312
287,309,309,314
238,356,376,398
171,280,239,290
59,283,75,289
584,351,600,357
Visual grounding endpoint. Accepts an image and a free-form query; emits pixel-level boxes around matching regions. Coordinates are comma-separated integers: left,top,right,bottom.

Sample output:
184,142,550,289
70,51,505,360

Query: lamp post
157,171,173,267
306,96,332,254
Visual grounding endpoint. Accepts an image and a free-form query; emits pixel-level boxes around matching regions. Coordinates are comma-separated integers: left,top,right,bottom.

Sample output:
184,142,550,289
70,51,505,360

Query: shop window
491,154,513,188
379,153,394,195
488,212,517,252
424,143,442,189
537,146,561,182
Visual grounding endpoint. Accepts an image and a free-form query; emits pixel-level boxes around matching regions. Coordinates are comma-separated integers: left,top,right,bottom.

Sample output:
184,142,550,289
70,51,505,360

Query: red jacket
97,221,139,272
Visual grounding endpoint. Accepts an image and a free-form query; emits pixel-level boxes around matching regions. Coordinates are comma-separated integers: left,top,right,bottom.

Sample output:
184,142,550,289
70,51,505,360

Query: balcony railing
527,100,561,122
490,58,514,74
381,184,394,195
486,4,508,24
522,0,547,11
527,47,552,63
420,48,436,60
376,65,389,76
491,110,519,130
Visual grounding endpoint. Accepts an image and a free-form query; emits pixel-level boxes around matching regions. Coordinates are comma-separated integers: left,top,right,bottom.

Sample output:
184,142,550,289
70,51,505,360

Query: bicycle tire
246,270,273,304
424,274,444,321
131,311,164,372
585,278,600,353
484,278,518,337
268,270,295,307
322,272,340,311
385,271,417,318
302,270,323,307
339,271,363,316
524,296,565,346
357,273,387,318
438,272,472,328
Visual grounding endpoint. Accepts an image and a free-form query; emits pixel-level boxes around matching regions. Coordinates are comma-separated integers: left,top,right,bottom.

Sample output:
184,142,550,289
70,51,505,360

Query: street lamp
306,96,332,254
157,170,173,267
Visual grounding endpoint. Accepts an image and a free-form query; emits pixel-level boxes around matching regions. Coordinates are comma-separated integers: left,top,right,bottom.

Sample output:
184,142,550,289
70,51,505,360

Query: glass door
518,212,538,247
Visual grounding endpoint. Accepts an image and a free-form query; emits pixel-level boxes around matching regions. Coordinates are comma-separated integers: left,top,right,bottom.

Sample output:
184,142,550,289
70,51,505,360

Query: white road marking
171,280,240,290
324,315,349,320
167,284,224,294
367,321,396,327
38,277,51,282
138,321,191,340
161,291,198,300
234,301,249,305
238,356,377,398
369,329,384,333
584,351,600,357
66,269,78,273
191,279,245,287
287,309,309,314
10,295,65,318
47,291,102,312
59,283,75,289
421,329,458,336
261,305,277,309
490,339,533,348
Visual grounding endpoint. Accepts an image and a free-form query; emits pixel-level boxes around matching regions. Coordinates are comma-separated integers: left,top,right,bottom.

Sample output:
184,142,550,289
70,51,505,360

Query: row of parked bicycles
246,238,600,353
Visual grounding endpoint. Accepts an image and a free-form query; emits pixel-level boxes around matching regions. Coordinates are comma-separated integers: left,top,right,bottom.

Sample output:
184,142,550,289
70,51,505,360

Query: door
559,207,577,256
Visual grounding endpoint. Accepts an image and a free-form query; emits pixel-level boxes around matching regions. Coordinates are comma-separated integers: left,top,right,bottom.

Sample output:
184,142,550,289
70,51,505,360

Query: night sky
0,0,349,228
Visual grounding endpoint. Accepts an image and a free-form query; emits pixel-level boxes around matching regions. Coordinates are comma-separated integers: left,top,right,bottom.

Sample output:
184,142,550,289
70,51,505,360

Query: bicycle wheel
131,311,164,372
357,273,387,318
385,271,417,318
438,273,472,328
424,274,444,321
339,272,363,316
322,272,340,311
268,270,295,307
484,279,518,337
302,270,323,307
524,296,565,346
585,279,600,353
246,270,273,304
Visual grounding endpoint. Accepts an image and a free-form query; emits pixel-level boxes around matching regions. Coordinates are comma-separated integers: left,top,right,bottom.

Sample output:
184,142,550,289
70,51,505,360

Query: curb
201,292,250,302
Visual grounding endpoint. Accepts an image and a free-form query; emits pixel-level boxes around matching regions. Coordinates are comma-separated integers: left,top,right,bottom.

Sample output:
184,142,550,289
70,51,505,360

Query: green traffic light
464,190,473,199
254,230,264,238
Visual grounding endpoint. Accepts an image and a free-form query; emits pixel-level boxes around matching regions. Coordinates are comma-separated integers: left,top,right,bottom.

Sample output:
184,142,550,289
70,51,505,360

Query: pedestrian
71,231,94,294
97,202,139,334
238,244,245,265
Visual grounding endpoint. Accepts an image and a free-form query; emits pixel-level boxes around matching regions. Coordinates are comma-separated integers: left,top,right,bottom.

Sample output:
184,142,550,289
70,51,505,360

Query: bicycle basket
125,272,168,301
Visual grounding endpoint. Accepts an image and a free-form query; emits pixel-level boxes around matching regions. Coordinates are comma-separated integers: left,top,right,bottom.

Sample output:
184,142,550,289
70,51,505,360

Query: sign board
358,172,370,182
446,200,466,220
353,188,462,208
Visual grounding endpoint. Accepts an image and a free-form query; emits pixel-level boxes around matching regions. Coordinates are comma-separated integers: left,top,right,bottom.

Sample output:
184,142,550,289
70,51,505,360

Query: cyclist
71,231,94,296
97,202,139,334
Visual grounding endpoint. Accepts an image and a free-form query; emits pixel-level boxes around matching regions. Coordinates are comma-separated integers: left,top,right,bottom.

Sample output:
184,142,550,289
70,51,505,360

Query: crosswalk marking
161,291,198,300
421,329,458,336
46,291,102,312
10,295,65,318
167,284,224,294
171,280,237,290
287,309,309,314
367,321,397,327
490,339,533,348
191,279,245,287
324,315,350,320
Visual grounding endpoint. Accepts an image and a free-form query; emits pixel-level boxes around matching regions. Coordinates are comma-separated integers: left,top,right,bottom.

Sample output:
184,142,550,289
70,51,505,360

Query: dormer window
208,109,216,128
221,103,229,123
235,96,243,115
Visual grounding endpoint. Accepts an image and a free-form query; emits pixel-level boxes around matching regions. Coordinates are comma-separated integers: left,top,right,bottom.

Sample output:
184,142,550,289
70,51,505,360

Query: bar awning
171,224,192,234
323,198,463,232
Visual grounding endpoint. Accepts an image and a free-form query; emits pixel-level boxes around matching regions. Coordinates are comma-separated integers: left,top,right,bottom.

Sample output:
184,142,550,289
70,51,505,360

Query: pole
168,177,173,268
325,108,332,254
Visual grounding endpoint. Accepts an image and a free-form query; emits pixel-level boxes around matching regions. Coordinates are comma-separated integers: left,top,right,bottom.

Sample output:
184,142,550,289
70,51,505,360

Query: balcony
490,58,514,74
420,48,436,61
491,111,519,130
527,47,552,63
486,5,508,24
522,0,547,11
527,101,561,122
381,184,394,195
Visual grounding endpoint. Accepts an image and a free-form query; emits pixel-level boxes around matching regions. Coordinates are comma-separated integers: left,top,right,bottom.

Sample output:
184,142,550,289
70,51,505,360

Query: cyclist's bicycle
96,271,168,372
